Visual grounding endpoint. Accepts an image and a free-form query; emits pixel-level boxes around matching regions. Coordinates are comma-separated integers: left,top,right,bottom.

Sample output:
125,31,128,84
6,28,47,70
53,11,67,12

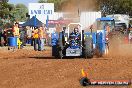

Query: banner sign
28,3,54,16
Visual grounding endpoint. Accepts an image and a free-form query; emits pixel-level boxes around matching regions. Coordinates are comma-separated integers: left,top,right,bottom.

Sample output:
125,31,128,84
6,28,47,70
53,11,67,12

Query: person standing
33,27,40,51
105,23,110,55
5,27,14,46
3,28,7,46
13,22,20,37
38,26,45,51
26,26,32,45
0,28,4,47
13,22,20,48
20,27,26,48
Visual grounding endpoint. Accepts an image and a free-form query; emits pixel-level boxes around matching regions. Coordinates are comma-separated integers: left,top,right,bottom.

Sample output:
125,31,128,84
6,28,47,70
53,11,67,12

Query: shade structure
22,16,43,27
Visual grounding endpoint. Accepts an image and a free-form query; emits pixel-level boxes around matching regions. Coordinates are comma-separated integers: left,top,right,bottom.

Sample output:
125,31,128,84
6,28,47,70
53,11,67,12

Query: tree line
0,0,28,28
0,0,131,27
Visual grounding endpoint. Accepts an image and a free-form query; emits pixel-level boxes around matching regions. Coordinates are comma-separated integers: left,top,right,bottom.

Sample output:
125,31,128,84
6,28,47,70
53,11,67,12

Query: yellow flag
81,69,87,77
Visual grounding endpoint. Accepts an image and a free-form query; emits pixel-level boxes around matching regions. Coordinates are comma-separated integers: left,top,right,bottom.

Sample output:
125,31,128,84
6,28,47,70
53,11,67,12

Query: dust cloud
60,0,132,58
108,33,132,58
61,0,98,12
60,0,98,21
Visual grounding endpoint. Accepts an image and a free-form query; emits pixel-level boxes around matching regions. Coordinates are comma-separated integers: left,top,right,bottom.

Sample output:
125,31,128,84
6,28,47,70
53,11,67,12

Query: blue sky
9,0,39,7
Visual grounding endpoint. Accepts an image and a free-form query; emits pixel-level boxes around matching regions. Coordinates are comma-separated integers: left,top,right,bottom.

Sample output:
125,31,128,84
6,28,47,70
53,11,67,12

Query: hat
34,26,38,29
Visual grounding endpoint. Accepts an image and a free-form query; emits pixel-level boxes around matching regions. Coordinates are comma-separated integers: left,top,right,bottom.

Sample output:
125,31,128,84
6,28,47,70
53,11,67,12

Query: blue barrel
8,37,17,47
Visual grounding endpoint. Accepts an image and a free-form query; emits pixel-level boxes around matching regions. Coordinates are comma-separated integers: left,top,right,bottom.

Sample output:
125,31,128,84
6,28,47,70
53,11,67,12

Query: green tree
0,1,12,28
0,0,9,2
0,2,10,18
0,2,28,28
16,3,27,8
38,0,47,3
10,4,28,22
98,0,132,16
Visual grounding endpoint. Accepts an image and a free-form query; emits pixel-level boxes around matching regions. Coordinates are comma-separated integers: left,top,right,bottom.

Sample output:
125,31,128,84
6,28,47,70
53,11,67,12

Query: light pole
77,0,80,17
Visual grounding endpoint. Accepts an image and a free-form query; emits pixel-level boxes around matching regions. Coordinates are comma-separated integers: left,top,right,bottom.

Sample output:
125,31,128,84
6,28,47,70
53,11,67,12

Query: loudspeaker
26,13,30,17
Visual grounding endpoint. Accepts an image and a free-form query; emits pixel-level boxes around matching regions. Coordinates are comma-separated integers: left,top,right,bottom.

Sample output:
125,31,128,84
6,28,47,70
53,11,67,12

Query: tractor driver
69,27,81,48
70,27,81,40
105,23,110,52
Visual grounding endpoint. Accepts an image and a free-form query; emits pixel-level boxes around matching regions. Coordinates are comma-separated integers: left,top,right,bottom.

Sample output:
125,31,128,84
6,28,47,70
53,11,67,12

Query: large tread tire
84,37,93,59
57,38,63,59
95,46,103,57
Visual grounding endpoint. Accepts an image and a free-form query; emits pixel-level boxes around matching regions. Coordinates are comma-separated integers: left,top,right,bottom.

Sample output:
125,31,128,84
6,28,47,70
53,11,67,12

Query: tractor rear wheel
95,45,103,57
84,37,93,59
58,38,63,59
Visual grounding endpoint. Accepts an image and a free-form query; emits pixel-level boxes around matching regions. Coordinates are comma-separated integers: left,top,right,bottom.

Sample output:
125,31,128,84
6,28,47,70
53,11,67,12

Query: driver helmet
74,27,79,33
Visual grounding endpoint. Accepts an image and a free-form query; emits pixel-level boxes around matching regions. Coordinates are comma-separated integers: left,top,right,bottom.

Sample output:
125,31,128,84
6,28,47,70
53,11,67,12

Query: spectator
0,28,4,47
5,27,14,46
38,26,45,51
12,22,20,48
26,26,32,45
48,33,51,46
33,27,41,51
3,28,12,46
13,22,20,37
43,26,47,45
20,27,27,48
31,27,34,46
3,28,7,46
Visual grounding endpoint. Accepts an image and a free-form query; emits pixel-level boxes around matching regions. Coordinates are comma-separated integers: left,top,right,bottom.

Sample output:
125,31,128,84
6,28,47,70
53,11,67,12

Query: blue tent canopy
22,16,43,27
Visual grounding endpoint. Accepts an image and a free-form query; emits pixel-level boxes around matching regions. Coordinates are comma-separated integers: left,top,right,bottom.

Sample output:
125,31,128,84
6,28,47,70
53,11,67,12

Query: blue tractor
96,17,115,56
51,17,115,59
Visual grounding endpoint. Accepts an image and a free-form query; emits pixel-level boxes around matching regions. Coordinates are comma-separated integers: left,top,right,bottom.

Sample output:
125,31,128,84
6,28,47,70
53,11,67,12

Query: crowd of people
0,22,48,51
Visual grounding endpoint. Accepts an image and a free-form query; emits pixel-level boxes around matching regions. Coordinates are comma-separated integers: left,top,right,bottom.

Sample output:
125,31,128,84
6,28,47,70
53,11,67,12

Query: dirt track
0,46,131,88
